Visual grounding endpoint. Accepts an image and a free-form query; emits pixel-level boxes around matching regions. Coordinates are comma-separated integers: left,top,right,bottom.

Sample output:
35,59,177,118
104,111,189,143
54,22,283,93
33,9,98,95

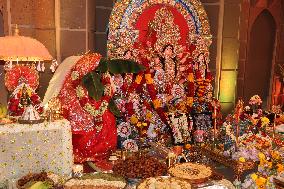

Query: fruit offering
17,172,63,189
0,103,7,118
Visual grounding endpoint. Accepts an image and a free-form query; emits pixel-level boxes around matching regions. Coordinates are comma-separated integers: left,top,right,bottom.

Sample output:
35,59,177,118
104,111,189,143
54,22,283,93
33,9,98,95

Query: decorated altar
0,0,283,189
0,119,73,182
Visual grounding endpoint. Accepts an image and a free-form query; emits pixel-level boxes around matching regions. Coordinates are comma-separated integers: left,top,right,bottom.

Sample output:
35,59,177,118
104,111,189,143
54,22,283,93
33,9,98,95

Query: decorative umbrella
0,26,53,61
0,25,58,73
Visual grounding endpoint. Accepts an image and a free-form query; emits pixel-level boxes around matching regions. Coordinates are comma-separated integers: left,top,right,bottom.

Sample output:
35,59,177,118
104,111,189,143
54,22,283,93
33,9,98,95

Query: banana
0,104,7,119
0,106,3,119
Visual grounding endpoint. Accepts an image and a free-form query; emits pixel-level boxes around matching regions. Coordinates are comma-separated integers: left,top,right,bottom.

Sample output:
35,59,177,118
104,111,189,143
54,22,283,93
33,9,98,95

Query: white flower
71,71,80,80
76,86,85,98
117,122,131,138
171,84,185,98
84,101,108,117
122,139,138,152
147,123,157,138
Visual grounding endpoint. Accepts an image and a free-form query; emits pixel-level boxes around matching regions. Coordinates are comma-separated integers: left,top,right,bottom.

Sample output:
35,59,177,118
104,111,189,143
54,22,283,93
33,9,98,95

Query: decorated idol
108,4,215,147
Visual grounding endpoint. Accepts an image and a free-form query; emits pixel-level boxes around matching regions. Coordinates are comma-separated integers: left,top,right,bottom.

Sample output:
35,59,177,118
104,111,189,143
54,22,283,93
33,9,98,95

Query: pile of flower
239,132,272,150
220,113,254,151
224,132,272,160
249,95,263,106
241,150,284,189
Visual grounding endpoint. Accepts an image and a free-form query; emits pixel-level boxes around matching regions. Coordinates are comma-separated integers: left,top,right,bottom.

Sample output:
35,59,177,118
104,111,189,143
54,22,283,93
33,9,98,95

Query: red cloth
59,54,117,163
72,110,117,163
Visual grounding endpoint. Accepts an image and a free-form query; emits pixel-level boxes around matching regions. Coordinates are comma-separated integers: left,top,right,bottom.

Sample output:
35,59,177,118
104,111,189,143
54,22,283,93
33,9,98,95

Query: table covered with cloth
0,119,73,182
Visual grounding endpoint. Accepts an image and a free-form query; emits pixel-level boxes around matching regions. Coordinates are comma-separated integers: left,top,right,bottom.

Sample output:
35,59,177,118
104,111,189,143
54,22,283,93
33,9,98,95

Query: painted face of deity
163,44,174,57
198,53,205,64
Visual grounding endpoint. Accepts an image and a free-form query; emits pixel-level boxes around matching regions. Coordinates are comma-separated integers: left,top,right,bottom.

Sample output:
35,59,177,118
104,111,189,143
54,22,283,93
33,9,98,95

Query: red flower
72,79,80,87
37,106,43,113
30,94,39,102
125,102,134,116
10,98,20,105
9,105,18,112
79,97,89,106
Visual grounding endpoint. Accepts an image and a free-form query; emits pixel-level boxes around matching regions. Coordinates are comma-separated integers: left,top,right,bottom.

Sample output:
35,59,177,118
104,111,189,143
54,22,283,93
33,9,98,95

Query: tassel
36,62,41,72
41,62,45,72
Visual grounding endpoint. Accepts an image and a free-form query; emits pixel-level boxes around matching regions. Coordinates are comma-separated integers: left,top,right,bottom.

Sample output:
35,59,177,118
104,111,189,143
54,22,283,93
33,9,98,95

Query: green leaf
82,72,104,101
108,98,121,117
96,58,108,73
108,59,145,74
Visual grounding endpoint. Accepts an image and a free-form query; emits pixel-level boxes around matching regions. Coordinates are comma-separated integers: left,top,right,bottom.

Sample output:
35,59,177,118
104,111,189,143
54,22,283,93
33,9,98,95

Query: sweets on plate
138,176,191,189
168,163,212,182
112,154,167,179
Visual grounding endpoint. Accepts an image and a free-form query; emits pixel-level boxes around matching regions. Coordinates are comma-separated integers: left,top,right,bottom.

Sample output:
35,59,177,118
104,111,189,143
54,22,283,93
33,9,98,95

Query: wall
237,0,284,109
0,0,115,105
0,0,56,104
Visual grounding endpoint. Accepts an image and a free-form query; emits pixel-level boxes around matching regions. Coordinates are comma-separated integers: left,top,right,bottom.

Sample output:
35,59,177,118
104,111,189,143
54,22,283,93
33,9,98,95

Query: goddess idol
108,1,214,147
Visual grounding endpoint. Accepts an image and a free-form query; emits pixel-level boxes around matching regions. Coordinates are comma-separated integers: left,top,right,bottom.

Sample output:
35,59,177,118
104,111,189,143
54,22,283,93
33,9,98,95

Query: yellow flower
187,73,194,82
135,75,143,84
258,152,266,160
255,177,266,188
259,159,267,167
130,115,138,124
251,173,258,181
186,97,193,106
271,151,280,160
267,162,272,169
146,112,152,120
184,144,191,150
27,88,32,96
261,117,270,126
153,99,162,109
239,157,246,163
145,74,153,84
137,122,142,127
277,164,284,173
142,122,148,127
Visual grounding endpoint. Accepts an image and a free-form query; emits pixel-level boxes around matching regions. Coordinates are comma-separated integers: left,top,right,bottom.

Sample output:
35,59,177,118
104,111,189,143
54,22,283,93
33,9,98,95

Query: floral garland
71,69,113,132
195,69,213,103
128,70,168,123
128,67,212,123
8,84,43,116
5,65,39,92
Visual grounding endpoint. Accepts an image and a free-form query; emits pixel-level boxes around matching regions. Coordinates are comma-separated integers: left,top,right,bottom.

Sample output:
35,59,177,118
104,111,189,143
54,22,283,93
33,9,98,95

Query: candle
273,113,276,138
213,106,217,141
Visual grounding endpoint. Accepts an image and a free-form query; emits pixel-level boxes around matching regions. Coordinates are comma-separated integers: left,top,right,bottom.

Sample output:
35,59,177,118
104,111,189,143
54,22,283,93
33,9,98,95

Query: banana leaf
82,72,104,101
108,98,121,117
95,58,108,73
96,58,145,74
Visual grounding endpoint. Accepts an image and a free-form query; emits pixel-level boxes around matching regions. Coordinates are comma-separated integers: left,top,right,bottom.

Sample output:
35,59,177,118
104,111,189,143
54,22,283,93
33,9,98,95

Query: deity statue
109,6,214,147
